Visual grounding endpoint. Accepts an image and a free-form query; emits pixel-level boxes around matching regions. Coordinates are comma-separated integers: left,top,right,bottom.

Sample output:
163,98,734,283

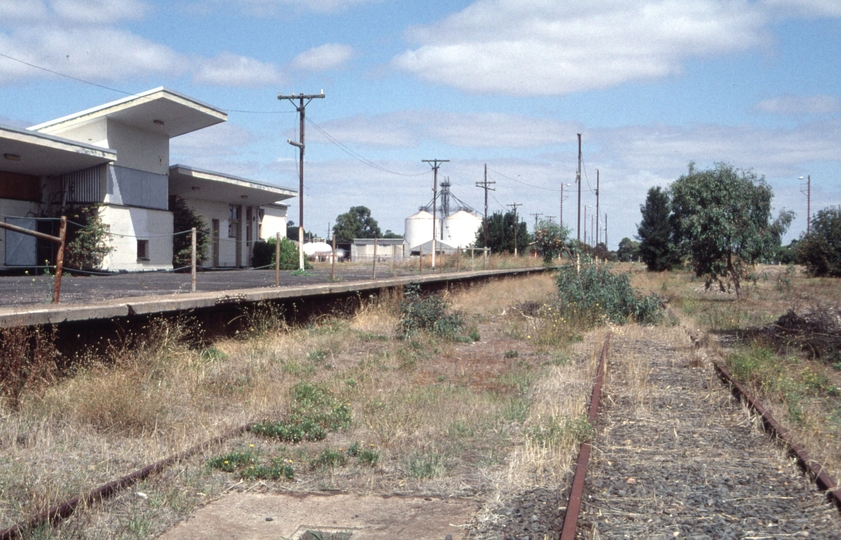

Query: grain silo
443,210,482,248
404,209,436,250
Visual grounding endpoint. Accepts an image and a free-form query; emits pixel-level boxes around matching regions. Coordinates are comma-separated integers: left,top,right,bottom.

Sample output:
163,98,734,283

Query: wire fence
1,213,540,304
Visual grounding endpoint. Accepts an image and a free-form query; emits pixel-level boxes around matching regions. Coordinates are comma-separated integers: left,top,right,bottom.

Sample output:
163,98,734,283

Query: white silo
404,209,436,249
443,210,482,249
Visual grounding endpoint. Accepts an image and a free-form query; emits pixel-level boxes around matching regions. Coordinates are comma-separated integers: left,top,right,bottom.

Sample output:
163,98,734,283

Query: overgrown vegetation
65,205,113,271
797,206,841,277
555,264,665,326
252,236,312,269
170,196,211,269
398,283,464,340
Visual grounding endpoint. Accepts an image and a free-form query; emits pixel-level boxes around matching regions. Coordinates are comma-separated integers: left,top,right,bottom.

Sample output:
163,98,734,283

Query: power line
0,52,295,114
487,167,561,192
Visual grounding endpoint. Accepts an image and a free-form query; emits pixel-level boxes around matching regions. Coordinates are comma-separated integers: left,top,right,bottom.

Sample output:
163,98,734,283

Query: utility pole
277,90,325,270
800,175,811,235
595,169,600,248
560,183,570,229
604,213,608,252
508,203,522,256
423,159,449,268
531,212,542,231
475,163,495,249
576,133,582,242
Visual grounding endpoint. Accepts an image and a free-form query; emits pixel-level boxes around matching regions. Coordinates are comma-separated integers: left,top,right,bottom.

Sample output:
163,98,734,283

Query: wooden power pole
423,159,449,268
476,164,495,249
277,91,325,270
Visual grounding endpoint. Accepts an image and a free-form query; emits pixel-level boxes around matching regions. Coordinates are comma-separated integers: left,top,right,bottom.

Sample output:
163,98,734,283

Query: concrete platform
0,267,545,328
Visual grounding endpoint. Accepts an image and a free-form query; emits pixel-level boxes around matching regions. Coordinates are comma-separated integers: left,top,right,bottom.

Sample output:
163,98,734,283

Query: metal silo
404,209,436,250
443,210,482,249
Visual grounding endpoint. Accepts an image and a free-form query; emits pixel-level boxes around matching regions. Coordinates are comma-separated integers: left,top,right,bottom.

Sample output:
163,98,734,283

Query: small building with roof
1,87,296,272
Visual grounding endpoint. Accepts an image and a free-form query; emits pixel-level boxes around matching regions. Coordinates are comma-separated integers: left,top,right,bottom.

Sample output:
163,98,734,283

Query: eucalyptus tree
670,163,793,299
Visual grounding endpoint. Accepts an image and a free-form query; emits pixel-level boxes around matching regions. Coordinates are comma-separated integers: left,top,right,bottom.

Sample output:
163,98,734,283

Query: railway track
557,325,841,540
3,293,840,539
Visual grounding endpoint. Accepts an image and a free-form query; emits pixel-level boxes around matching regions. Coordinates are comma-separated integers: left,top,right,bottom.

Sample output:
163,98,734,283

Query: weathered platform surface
0,266,545,328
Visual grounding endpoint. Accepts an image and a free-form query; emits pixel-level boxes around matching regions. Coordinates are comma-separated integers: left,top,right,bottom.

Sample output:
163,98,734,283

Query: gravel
579,327,841,539
471,325,840,539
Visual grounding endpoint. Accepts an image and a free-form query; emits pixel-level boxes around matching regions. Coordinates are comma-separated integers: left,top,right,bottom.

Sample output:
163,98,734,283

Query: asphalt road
0,266,436,307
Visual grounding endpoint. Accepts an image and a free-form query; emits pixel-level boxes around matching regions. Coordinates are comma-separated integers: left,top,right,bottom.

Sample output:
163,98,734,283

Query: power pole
277,90,325,270
560,183,570,229
508,203,522,256
531,212,542,231
595,169,600,247
475,163,495,249
604,213,608,252
423,159,449,268
800,175,811,235
576,133,582,242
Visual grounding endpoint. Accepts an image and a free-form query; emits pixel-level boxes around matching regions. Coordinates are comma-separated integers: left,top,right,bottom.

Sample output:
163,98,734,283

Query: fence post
330,235,336,281
418,245,423,274
52,216,67,304
191,227,197,292
372,238,378,279
275,232,281,287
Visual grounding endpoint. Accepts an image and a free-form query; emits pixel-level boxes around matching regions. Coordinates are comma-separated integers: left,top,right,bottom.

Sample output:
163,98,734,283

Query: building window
137,239,149,261
228,205,240,238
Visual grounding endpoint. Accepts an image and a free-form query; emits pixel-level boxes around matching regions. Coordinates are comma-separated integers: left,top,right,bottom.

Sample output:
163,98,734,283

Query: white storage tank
443,210,482,248
404,209,436,250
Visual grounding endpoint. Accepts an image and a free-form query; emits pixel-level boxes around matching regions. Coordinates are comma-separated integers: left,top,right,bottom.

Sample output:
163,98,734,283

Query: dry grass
631,263,841,489
0,272,606,538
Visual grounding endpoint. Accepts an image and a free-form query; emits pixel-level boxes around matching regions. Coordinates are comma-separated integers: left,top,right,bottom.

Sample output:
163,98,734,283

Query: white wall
106,120,169,175
100,205,173,272
261,206,287,241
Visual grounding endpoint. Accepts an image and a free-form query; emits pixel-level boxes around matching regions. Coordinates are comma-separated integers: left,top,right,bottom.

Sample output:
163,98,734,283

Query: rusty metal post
275,232,281,287
372,238,378,279
191,227,197,293
52,216,67,304
331,235,336,281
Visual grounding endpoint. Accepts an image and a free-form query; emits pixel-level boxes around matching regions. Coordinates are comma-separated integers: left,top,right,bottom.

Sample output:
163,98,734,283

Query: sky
1,0,839,249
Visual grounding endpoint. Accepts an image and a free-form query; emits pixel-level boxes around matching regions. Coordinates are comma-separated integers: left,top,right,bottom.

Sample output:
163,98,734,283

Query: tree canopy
797,206,841,277
637,186,678,271
332,206,382,243
670,162,793,298
616,237,640,262
533,219,571,262
475,210,530,255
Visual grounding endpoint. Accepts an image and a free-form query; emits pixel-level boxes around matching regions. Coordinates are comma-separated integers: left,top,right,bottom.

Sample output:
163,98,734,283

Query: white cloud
761,0,841,17
50,0,149,24
193,53,284,87
754,94,841,115
290,43,354,71
312,111,578,149
226,0,380,15
0,0,48,21
0,26,187,83
393,0,771,95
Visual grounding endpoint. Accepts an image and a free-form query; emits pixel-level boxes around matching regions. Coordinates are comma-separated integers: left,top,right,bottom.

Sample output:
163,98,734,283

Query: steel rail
559,332,611,540
713,359,841,513
0,425,249,540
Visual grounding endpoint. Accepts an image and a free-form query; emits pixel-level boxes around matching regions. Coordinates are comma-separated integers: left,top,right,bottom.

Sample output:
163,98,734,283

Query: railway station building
0,87,296,273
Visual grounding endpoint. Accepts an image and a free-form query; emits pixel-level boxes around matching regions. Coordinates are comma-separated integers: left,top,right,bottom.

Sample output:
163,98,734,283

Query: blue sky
1,0,839,248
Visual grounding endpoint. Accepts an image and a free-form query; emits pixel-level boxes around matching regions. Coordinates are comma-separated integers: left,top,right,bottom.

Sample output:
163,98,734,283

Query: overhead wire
0,52,294,114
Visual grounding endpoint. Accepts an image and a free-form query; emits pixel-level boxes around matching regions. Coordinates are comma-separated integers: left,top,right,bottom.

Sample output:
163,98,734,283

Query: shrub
252,237,312,270
555,264,664,326
65,205,112,271
170,196,210,269
398,283,464,340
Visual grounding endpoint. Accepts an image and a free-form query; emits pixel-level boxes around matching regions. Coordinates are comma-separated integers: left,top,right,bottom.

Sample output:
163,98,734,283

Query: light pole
799,175,811,235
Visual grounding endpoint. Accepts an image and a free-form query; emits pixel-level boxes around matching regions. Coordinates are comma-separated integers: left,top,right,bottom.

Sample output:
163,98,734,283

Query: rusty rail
713,360,841,512
559,332,610,540
0,217,67,303
0,425,249,540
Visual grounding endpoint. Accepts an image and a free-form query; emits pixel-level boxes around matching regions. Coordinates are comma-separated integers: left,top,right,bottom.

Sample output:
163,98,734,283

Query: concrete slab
158,492,478,540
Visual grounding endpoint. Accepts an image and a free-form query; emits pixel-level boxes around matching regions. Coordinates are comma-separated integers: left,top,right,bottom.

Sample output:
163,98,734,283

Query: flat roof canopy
0,125,117,176
169,165,297,207
30,87,227,139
